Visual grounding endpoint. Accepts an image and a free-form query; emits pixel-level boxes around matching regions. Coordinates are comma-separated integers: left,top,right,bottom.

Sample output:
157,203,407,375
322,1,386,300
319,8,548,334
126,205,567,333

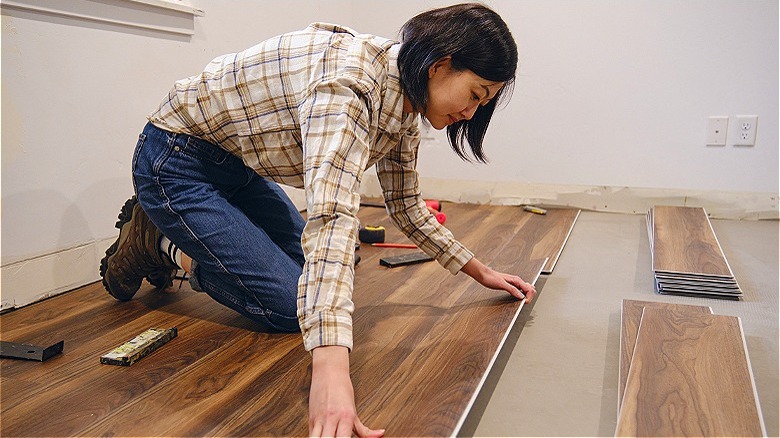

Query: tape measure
359,225,385,243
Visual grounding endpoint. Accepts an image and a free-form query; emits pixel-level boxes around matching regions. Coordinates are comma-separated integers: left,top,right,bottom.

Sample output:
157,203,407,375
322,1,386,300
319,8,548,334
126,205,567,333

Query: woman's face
424,57,504,130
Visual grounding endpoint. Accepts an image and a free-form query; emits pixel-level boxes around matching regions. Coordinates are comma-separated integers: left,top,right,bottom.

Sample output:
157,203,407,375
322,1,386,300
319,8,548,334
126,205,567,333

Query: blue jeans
132,122,304,332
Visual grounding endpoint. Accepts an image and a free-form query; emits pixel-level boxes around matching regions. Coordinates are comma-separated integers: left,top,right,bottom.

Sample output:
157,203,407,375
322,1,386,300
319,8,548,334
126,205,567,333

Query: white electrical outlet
734,115,758,146
706,116,728,146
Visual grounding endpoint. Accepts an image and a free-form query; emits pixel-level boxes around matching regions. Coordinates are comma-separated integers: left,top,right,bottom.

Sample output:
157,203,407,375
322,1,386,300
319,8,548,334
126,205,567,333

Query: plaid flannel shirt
148,23,474,352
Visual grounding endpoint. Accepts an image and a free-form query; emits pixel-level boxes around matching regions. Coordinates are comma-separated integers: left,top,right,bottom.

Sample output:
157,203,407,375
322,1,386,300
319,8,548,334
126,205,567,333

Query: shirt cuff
300,310,354,352
437,240,475,275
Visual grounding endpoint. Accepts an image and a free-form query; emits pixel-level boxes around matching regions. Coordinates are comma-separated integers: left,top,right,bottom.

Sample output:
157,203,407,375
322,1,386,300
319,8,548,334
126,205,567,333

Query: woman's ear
428,56,452,79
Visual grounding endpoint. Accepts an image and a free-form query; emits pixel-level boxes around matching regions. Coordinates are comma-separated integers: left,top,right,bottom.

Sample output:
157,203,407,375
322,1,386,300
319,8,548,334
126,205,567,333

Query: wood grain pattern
652,206,733,278
520,208,580,274
0,203,574,437
618,300,712,414
616,307,765,437
648,206,742,299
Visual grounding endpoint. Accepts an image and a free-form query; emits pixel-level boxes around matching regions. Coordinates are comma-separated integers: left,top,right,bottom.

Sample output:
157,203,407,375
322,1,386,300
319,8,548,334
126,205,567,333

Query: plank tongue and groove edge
616,307,765,437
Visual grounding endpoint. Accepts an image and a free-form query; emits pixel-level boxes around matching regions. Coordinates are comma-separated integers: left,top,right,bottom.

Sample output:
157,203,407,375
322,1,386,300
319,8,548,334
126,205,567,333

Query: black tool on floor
379,251,433,268
0,340,64,361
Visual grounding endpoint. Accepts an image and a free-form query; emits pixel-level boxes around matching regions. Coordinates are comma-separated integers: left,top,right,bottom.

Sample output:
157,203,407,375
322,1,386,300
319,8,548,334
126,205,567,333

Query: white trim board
359,177,779,220
0,236,116,311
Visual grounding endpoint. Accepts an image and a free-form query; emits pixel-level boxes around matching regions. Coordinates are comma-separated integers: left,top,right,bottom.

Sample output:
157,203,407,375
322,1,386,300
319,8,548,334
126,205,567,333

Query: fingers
506,275,536,302
311,414,384,438
335,418,352,438
312,417,351,438
355,417,385,437
310,422,323,438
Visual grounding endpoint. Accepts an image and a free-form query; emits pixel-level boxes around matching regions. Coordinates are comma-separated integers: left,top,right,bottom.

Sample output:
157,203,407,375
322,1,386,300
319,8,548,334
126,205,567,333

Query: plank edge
451,257,547,437
542,209,581,274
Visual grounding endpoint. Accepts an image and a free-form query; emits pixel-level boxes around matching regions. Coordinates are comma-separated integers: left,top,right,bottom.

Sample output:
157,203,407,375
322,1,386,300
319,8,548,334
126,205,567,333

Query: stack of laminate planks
647,205,742,300
616,299,765,437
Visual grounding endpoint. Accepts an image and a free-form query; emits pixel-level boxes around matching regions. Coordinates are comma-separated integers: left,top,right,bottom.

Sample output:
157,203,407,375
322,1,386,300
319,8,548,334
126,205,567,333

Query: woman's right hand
309,346,385,437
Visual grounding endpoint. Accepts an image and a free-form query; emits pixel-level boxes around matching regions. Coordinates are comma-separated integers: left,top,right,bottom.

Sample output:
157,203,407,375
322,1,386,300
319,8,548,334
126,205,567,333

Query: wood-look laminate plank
523,208,580,274
618,300,712,414
616,307,765,437
353,260,547,437
377,205,531,309
652,206,734,278
352,206,546,436
2,336,225,437
78,333,303,437
1,203,568,437
0,283,259,409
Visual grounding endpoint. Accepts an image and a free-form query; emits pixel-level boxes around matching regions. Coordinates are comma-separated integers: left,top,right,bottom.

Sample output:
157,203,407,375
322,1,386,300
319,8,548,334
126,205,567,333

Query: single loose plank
618,300,712,414
616,307,765,437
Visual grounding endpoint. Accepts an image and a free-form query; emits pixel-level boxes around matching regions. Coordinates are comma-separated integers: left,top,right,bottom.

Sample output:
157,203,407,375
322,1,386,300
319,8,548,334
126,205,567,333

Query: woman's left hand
461,257,536,302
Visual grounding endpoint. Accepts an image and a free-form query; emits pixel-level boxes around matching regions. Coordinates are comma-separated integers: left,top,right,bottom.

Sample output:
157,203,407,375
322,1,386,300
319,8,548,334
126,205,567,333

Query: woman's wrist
460,256,487,281
312,345,350,373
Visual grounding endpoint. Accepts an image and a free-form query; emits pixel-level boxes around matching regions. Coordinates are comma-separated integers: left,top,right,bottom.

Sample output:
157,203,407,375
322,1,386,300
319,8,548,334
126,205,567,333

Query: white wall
1,0,777,308
416,0,779,194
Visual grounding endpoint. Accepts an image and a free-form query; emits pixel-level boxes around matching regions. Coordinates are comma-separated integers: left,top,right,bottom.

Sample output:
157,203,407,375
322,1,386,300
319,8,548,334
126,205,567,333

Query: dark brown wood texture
617,299,712,413
522,208,580,274
0,203,577,437
652,206,733,277
616,307,765,437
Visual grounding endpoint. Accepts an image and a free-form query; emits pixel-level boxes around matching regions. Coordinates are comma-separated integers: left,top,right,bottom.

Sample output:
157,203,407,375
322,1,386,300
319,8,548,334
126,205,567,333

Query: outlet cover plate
734,115,758,146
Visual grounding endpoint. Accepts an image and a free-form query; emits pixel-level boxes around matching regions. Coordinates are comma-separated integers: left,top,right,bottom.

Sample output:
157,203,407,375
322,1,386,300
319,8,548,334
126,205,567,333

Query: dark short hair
398,3,518,163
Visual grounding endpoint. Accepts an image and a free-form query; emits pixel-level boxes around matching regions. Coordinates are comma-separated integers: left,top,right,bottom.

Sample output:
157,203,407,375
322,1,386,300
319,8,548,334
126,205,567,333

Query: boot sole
100,196,139,300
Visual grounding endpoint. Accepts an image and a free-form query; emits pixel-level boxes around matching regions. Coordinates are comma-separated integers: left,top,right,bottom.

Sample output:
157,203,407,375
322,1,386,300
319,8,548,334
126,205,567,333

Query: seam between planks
451,258,547,437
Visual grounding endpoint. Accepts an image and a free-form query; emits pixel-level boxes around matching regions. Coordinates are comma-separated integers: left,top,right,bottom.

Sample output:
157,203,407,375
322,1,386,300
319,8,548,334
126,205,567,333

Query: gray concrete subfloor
465,210,779,437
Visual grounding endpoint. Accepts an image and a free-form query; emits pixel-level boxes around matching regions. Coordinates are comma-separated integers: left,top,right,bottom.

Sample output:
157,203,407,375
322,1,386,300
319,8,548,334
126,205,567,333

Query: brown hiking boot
99,196,177,300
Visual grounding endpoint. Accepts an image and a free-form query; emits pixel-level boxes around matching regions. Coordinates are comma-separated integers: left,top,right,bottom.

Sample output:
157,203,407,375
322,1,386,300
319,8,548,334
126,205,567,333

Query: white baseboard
359,177,779,220
0,236,116,311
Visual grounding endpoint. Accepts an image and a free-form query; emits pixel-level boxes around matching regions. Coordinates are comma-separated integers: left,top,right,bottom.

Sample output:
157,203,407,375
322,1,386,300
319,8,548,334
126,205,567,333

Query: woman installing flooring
99,3,535,436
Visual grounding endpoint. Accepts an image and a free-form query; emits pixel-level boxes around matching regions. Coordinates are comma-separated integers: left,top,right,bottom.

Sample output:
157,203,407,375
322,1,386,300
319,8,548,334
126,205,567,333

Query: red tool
425,200,446,224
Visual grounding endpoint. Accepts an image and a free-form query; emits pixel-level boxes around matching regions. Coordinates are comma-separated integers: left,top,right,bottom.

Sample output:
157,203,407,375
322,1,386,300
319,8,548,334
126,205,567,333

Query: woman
100,3,535,436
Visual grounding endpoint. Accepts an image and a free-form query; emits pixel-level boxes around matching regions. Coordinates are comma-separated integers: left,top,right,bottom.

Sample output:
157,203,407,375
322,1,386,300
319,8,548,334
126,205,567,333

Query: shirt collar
381,44,417,134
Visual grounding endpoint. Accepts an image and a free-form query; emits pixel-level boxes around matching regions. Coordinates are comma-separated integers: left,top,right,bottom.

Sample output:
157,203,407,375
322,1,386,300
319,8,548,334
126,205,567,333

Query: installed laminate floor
469,211,778,437
0,203,573,437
